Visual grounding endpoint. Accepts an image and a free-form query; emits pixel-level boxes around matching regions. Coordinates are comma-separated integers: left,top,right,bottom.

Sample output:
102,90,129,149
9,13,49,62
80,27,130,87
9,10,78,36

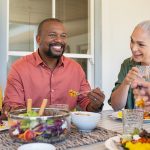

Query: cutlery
68,90,91,97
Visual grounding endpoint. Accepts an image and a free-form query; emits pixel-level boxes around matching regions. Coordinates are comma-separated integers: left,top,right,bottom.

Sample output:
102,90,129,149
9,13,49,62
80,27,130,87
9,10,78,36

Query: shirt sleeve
3,65,26,112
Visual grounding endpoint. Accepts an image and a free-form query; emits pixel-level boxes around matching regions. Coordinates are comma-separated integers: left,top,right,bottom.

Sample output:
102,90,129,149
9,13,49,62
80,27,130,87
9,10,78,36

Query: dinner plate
111,111,150,123
105,136,123,150
18,143,56,150
111,111,122,120
0,121,9,131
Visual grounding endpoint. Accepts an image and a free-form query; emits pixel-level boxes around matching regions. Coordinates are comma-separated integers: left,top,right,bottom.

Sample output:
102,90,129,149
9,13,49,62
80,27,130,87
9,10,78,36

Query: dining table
70,110,150,150
0,110,150,150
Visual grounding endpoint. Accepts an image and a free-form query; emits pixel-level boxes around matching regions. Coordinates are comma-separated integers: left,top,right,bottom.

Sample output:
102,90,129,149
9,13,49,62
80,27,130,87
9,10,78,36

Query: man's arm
3,66,26,113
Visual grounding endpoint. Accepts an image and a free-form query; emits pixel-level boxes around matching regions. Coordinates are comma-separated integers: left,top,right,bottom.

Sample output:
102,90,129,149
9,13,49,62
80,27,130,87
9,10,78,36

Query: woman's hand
123,67,139,85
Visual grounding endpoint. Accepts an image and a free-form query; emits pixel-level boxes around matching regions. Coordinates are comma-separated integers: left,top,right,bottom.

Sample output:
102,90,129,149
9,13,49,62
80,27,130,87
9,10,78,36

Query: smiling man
109,20,150,111
3,18,105,113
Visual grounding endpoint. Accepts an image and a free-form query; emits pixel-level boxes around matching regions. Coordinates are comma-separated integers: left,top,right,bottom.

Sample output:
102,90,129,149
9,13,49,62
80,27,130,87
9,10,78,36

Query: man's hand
86,87,105,112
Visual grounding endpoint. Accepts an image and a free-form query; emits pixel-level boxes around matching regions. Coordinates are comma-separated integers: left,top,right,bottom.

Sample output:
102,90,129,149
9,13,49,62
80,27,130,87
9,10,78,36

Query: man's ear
36,35,40,45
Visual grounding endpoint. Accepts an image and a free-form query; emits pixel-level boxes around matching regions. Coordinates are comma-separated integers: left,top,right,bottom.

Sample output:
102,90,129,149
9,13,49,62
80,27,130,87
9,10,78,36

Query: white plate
105,136,123,150
111,111,150,123
111,111,122,120
18,143,56,150
0,121,9,131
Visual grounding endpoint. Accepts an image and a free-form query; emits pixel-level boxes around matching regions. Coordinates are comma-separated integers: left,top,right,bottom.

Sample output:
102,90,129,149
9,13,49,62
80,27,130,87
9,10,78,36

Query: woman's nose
131,43,138,52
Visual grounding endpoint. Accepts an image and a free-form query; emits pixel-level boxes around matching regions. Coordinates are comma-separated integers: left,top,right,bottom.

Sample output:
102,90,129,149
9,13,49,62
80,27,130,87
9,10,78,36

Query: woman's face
130,26,150,65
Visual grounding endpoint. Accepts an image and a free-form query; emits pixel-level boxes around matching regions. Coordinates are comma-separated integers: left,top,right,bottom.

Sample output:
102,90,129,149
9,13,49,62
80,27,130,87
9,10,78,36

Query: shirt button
51,89,54,92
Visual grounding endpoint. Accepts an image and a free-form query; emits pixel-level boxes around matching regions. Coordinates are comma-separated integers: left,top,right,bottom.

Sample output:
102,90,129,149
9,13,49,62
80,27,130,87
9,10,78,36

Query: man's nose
54,35,63,42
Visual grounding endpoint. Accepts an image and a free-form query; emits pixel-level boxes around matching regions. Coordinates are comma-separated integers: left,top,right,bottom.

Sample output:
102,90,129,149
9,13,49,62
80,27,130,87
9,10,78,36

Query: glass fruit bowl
8,108,70,143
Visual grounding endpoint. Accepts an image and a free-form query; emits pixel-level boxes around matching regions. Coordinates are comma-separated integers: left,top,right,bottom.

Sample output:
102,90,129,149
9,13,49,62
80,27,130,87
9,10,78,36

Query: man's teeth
52,45,61,50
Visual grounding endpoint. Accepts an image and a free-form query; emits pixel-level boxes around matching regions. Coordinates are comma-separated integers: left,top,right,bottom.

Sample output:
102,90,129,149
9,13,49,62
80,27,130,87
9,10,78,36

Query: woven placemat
0,127,118,150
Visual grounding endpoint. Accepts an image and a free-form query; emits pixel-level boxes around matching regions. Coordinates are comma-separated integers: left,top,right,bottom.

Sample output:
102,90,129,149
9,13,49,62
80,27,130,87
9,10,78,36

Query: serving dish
9,108,70,143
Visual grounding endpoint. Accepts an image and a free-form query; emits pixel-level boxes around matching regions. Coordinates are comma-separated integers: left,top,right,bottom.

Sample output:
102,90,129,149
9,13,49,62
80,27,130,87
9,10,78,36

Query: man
3,18,105,112
132,80,150,111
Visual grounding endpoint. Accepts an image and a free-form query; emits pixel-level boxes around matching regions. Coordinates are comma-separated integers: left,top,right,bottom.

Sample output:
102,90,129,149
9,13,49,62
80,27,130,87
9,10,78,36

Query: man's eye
60,34,67,39
49,33,57,38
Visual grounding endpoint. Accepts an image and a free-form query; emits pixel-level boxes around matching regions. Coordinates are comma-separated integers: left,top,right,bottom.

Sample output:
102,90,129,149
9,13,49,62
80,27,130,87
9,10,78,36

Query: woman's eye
139,43,145,47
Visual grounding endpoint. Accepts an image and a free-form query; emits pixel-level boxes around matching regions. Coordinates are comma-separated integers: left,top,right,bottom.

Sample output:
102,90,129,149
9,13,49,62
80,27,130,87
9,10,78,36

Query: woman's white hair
135,20,150,34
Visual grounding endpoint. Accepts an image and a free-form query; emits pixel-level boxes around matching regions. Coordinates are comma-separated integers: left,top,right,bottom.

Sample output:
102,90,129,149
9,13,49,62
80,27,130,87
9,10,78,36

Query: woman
109,20,150,111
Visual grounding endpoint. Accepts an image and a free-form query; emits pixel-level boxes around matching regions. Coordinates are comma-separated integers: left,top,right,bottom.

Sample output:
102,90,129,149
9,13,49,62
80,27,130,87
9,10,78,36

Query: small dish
17,143,56,150
71,111,101,132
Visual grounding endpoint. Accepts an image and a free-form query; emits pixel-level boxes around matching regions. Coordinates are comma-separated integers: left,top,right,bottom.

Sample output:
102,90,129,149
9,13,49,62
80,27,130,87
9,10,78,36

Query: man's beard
45,43,65,59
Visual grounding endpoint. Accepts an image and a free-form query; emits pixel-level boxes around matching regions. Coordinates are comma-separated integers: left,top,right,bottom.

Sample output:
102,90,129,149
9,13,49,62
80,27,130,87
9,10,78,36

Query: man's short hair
37,18,63,36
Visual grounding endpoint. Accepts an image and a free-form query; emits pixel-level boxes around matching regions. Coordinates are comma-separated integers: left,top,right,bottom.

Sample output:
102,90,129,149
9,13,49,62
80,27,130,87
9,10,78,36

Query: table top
1,110,150,150
70,110,150,150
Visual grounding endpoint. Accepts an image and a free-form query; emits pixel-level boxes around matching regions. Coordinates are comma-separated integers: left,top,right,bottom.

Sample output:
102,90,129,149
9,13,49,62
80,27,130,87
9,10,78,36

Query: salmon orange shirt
3,51,91,111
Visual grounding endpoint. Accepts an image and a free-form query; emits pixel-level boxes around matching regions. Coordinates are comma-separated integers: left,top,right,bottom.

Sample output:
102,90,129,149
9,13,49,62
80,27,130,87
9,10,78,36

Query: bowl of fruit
8,107,70,143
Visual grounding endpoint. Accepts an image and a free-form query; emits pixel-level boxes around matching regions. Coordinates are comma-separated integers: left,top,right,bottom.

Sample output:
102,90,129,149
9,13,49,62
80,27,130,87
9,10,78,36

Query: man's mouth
52,45,62,52
49,43,65,52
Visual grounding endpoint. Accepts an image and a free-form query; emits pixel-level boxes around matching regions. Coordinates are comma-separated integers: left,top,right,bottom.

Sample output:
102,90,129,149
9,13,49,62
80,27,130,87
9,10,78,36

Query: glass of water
136,65,150,82
122,109,143,134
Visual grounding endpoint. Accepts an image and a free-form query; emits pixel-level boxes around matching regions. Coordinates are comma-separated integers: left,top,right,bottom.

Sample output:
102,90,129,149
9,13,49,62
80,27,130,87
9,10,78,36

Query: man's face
130,26,150,65
37,21,67,58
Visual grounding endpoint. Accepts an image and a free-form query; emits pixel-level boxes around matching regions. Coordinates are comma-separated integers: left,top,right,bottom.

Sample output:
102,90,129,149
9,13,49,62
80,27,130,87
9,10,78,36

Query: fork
76,90,91,96
68,90,91,97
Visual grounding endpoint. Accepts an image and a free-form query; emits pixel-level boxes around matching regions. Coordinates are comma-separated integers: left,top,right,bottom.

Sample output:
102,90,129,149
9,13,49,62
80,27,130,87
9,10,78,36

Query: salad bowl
8,108,70,143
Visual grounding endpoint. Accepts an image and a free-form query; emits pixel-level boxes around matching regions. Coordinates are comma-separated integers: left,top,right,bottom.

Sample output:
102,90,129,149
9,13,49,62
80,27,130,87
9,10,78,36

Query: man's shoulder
63,56,82,70
12,52,36,70
63,56,81,66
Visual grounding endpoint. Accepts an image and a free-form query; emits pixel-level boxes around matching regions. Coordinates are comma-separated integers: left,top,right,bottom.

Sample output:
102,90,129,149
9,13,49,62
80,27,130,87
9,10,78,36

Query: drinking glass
136,65,150,81
135,65,150,109
122,109,143,134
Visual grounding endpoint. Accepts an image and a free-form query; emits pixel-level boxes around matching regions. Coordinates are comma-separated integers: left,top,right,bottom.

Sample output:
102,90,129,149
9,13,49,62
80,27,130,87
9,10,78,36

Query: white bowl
18,143,56,150
71,111,101,132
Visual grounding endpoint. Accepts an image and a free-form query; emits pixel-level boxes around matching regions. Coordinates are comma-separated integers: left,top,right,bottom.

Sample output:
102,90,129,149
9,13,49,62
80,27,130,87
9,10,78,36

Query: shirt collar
34,50,65,67
34,50,43,66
